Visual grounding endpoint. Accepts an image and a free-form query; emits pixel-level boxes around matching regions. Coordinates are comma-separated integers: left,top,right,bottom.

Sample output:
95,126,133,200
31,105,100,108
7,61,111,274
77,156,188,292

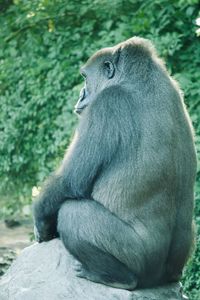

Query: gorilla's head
74,37,157,115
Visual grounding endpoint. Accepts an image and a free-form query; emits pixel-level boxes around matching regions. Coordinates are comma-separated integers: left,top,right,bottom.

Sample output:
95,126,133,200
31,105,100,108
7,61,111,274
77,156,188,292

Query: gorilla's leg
57,200,138,290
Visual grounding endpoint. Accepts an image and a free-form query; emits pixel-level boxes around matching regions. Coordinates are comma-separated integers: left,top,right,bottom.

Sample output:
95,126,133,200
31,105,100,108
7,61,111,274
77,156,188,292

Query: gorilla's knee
57,200,89,240
57,201,76,235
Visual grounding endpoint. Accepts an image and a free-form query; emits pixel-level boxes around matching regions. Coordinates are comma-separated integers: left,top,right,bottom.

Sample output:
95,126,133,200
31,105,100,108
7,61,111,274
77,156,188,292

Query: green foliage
0,0,200,298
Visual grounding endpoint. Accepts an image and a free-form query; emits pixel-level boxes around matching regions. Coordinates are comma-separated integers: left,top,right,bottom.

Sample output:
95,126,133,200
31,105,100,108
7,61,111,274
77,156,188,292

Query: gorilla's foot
74,260,137,291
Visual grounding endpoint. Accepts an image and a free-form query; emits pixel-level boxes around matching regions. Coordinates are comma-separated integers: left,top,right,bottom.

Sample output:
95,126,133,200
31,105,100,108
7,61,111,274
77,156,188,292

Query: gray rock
0,239,188,300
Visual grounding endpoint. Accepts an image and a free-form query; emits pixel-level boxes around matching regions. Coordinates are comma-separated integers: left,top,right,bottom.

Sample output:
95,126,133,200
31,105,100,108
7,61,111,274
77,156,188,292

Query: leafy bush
0,0,199,298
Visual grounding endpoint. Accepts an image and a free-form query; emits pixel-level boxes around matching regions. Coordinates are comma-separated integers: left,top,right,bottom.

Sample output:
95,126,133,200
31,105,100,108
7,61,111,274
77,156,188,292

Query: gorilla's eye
103,61,115,79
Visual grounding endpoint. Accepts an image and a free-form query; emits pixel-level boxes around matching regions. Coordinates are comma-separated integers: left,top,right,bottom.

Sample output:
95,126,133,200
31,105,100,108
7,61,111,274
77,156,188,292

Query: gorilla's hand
34,216,58,243
34,224,41,242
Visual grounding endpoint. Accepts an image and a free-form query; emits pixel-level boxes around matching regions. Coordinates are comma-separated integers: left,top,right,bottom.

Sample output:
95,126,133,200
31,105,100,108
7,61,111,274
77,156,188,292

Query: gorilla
33,37,197,290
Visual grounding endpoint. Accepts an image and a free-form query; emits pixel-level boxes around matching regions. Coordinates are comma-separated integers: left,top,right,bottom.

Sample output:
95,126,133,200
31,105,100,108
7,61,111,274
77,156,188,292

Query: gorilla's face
74,80,90,115
74,37,157,115
74,47,118,115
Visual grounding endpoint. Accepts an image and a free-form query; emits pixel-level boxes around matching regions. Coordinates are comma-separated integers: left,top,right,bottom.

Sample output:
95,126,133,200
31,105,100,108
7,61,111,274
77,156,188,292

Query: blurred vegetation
0,0,199,298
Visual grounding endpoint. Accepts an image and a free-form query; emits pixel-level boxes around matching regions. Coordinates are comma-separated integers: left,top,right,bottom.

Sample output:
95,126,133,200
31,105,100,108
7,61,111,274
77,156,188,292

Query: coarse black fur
33,37,197,290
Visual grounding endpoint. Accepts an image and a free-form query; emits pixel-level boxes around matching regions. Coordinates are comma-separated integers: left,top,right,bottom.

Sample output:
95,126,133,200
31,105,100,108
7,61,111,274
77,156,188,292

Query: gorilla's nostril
79,88,85,102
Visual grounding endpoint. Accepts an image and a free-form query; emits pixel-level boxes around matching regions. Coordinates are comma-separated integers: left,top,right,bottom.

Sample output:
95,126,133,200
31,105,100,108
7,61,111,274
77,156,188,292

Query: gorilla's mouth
74,107,83,115
74,105,88,115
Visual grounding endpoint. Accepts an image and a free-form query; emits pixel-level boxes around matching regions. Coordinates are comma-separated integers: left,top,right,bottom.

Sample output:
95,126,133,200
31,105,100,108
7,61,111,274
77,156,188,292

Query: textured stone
0,239,187,300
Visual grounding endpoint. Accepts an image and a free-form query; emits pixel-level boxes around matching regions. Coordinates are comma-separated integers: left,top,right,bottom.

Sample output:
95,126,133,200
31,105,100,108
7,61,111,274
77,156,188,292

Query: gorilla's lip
74,108,83,115
74,104,88,115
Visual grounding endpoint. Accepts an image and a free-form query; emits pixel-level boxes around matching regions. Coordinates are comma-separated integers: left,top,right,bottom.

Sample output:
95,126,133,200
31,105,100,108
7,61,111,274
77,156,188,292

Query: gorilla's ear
103,61,115,79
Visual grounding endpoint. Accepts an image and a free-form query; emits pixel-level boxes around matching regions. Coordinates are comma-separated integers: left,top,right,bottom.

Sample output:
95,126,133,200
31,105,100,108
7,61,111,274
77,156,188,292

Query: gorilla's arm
33,87,124,241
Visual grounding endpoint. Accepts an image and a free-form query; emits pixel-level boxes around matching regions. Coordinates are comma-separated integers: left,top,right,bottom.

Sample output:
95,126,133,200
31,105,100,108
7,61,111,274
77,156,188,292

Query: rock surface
0,239,187,300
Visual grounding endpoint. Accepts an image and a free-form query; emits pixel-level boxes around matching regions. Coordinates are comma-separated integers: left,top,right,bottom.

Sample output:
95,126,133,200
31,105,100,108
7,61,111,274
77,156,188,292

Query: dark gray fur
33,37,197,290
